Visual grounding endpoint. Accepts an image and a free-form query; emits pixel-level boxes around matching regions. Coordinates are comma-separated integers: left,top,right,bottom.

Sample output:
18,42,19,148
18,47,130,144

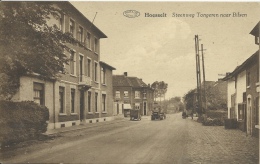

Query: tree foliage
0,2,77,99
183,81,227,113
183,89,196,111
151,81,168,101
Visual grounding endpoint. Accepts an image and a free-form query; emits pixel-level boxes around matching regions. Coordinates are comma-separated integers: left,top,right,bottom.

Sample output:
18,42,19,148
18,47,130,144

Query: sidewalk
185,116,259,164
44,116,127,136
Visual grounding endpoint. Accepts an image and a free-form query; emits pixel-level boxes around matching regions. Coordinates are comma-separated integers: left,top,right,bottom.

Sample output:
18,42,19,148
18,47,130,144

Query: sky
71,1,260,99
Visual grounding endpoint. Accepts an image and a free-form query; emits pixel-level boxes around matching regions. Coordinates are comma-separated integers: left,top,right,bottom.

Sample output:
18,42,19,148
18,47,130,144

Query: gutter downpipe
53,80,56,129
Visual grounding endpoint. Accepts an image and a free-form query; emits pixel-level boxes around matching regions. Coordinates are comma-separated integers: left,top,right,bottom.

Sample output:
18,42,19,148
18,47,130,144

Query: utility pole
201,44,207,113
194,35,202,115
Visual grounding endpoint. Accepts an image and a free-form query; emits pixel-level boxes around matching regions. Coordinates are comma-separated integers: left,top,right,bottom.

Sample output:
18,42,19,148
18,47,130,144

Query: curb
44,119,127,136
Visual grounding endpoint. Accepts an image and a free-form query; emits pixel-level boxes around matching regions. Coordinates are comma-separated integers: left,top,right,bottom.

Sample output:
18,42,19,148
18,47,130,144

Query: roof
223,50,259,81
201,81,215,88
113,75,148,87
58,2,107,38
99,61,116,70
250,22,259,37
113,75,132,87
128,77,148,88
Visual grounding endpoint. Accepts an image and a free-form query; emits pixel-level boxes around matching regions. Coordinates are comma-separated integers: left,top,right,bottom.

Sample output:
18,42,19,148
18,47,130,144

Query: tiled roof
100,61,116,70
113,75,148,88
250,22,259,37
112,75,132,87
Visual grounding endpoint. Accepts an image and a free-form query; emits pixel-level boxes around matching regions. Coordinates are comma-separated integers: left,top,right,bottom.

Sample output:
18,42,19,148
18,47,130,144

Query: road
2,113,259,164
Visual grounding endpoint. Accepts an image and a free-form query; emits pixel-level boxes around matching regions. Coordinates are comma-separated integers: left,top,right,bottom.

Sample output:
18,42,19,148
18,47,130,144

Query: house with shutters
12,2,116,130
223,22,260,137
112,72,154,117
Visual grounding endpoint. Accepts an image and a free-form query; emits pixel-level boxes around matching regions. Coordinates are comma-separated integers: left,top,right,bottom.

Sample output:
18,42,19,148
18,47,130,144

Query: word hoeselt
142,12,247,18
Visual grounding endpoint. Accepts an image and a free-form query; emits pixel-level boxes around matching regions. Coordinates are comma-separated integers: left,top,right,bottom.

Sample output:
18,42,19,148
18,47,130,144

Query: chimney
124,72,127,76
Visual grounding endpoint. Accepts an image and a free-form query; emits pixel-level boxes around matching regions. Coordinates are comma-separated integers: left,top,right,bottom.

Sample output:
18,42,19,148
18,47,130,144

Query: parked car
130,109,141,121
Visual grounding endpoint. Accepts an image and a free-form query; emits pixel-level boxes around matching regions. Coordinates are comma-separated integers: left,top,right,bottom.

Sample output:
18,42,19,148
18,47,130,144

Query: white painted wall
227,79,235,118
236,70,246,120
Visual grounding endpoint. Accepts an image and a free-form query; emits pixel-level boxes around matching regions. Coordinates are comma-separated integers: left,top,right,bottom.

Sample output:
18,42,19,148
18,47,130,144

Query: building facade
12,2,116,130
224,50,259,136
113,72,154,117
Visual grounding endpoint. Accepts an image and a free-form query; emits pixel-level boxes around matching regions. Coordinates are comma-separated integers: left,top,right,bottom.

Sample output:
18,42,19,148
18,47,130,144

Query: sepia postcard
0,1,259,163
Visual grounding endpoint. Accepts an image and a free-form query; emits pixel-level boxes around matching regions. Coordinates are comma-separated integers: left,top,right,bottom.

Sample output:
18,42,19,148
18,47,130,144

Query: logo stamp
123,10,140,18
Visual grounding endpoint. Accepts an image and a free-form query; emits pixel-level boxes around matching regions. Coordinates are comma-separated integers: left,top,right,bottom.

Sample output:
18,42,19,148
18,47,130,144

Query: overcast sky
71,2,260,99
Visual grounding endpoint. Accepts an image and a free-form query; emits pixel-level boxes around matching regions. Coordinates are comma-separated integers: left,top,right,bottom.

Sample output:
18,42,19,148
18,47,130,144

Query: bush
202,117,224,126
206,110,227,119
197,113,224,126
0,100,49,146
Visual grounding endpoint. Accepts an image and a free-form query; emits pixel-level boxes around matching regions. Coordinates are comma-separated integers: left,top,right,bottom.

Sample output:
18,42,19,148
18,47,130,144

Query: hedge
197,114,225,126
0,100,49,146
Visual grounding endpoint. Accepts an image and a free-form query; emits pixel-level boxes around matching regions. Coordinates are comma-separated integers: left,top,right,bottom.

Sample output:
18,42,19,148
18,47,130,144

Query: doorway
80,90,85,121
247,96,252,135
143,102,147,115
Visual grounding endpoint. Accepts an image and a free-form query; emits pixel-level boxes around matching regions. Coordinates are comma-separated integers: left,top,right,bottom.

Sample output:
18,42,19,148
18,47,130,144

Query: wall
236,70,246,120
246,60,259,137
227,79,236,118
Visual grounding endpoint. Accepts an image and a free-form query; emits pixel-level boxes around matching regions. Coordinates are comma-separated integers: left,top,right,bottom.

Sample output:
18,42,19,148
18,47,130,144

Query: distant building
113,72,154,117
12,2,116,130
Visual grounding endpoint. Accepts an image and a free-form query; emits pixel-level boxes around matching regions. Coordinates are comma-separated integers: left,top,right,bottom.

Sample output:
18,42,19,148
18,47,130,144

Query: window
101,67,106,84
95,92,98,112
59,87,65,113
88,91,91,112
86,32,91,49
143,92,147,99
135,91,140,98
33,83,44,105
94,38,98,53
256,97,259,125
69,19,75,37
78,26,83,43
87,59,91,77
71,89,75,113
247,72,251,87
94,62,98,81
243,92,247,103
70,51,75,75
116,91,120,98
79,55,84,81
102,94,106,112
255,36,259,45
238,103,246,120
124,91,128,98
58,15,64,31
135,103,140,110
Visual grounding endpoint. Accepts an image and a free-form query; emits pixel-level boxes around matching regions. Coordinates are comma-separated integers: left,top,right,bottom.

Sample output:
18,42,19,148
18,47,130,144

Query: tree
0,2,77,99
183,89,196,111
151,81,159,101
151,81,168,103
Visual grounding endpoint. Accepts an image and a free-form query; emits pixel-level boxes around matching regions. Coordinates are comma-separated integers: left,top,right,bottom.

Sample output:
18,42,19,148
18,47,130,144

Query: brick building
113,72,154,117
12,2,116,130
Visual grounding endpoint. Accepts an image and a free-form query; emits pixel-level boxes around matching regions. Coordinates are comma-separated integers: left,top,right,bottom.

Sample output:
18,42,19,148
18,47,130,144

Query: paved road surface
2,113,259,164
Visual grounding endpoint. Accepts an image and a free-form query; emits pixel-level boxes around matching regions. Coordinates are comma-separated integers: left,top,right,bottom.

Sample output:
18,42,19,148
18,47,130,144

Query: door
80,90,85,121
143,102,147,115
247,97,252,135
